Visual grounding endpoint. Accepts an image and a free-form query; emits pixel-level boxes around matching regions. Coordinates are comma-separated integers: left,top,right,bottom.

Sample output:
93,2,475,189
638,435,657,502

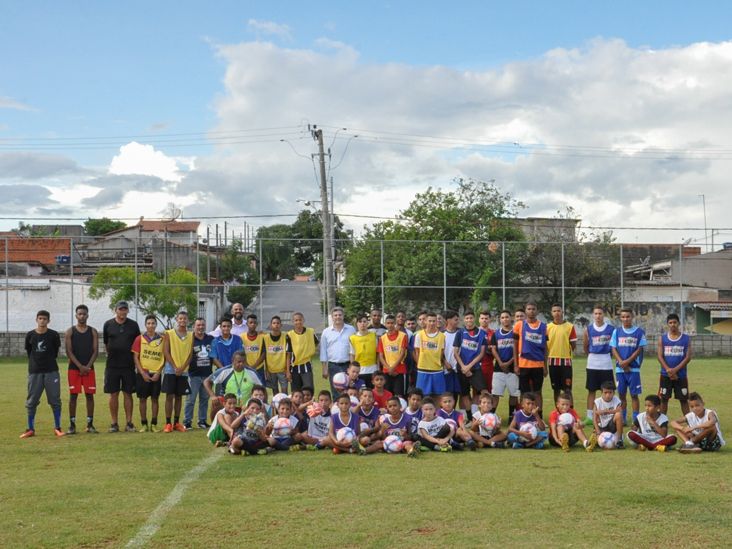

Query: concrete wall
671,251,732,290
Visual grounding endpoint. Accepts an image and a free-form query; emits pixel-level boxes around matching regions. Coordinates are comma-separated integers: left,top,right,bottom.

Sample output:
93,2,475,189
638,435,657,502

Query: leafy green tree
218,238,259,306
84,217,126,236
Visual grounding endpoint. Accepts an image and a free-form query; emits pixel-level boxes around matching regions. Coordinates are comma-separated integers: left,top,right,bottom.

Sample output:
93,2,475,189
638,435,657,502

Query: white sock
586,410,593,420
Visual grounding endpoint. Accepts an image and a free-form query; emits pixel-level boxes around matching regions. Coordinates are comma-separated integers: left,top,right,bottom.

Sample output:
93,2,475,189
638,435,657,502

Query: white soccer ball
481,413,500,431
336,427,355,443
330,404,340,416
349,395,360,408
332,372,349,391
246,413,266,432
272,392,288,408
445,418,458,431
598,431,616,449
399,397,408,411
383,435,404,453
558,412,575,427
273,417,292,437
519,422,538,440
360,421,370,432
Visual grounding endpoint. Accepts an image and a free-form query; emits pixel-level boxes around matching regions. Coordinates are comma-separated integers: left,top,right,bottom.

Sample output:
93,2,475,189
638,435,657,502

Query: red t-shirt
549,408,580,425
372,388,393,410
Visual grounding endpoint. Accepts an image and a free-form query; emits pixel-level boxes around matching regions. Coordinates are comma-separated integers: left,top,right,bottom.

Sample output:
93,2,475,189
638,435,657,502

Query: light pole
698,194,708,253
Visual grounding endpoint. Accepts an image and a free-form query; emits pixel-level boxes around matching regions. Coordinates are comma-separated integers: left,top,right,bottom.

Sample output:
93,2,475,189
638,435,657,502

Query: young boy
438,392,476,450
414,312,448,398
242,314,266,382
442,310,461,400
453,310,487,415
328,393,363,454
403,387,424,439
583,305,615,426
286,312,319,392
346,362,366,391
592,381,625,449
470,393,508,448
513,302,548,417
378,314,409,397
418,398,455,452
671,392,725,454
611,308,647,425
548,392,596,452
21,310,64,438
478,311,495,394
657,313,692,416
356,387,381,444
546,304,577,405
251,385,272,418
265,398,300,451
207,393,239,446
371,371,393,411
263,315,289,395
507,393,548,449
64,304,99,434
229,398,268,455
626,394,677,451
295,390,333,450
491,310,520,424
162,310,193,433
210,317,244,369
361,395,420,456
132,314,165,432
350,314,379,388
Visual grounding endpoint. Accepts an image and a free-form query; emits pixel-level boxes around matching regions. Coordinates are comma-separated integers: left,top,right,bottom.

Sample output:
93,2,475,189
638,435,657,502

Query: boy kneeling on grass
670,392,725,454
207,393,239,446
549,392,596,452
626,394,677,452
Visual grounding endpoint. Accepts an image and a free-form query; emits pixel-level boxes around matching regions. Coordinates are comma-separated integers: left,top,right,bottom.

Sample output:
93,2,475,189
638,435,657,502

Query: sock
586,410,593,420
87,416,93,425
28,413,35,431
141,419,148,426
151,419,157,425
174,416,180,424
632,411,639,422
53,408,62,429
70,416,76,424
166,417,172,425
622,410,627,423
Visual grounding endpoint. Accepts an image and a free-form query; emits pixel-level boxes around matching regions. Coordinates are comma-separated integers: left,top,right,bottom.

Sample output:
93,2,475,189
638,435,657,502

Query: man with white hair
320,306,356,396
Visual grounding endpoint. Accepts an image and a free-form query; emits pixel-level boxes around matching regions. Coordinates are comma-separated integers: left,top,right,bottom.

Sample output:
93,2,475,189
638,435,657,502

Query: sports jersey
210,335,243,368
593,395,622,428
586,323,614,370
660,333,690,378
414,330,445,372
442,330,459,371
331,411,360,434
685,409,725,446
382,413,411,438
404,407,423,435
238,412,266,441
633,412,669,436
491,328,515,369
513,320,547,368
358,405,381,428
546,321,576,360
513,409,538,429
437,408,464,427
242,332,265,369
164,329,193,374
453,328,486,369
479,327,495,372
262,332,287,374
610,326,647,373
549,408,580,426
68,326,95,370
131,333,165,373
349,332,379,374
208,367,260,404
306,411,332,440
224,369,255,407
377,331,408,374
373,388,393,410
417,416,448,437
287,327,317,366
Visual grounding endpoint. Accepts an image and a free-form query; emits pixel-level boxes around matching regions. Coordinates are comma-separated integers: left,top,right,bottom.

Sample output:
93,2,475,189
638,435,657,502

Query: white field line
125,451,223,548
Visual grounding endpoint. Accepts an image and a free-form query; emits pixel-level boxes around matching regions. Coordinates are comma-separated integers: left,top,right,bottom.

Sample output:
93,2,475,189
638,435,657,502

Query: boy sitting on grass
265,398,300,451
671,392,725,454
548,392,596,452
592,381,625,449
329,393,363,454
295,390,333,450
417,398,455,452
207,393,239,446
229,398,268,455
437,392,475,450
470,393,507,448
626,394,677,452
507,392,547,449
361,395,420,456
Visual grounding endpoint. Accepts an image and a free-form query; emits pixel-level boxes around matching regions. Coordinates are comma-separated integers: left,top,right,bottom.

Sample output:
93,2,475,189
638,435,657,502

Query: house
0,235,82,276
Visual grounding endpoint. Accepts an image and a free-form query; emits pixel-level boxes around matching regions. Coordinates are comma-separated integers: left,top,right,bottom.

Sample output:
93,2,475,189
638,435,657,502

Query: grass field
1,357,730,548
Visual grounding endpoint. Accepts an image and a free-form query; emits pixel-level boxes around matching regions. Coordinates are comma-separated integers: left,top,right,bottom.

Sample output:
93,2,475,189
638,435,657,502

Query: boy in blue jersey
453,310,487,417
657,313,691,416
491,310,520,424
610,308,647,425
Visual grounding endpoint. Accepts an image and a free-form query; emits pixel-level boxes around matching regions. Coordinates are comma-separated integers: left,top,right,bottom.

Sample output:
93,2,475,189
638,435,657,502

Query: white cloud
246,19,292,41
109,142,193,183
0,95,36,111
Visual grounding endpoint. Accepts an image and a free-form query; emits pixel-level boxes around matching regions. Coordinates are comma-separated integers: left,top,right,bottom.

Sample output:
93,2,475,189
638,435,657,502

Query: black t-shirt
189,334,214,377
103,318,141,370
25,329,61,374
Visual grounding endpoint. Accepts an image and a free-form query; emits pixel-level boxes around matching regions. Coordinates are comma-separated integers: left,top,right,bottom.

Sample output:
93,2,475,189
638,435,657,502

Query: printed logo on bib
618,336,638,347
424,341,439,350
386,344,400,353
462,340,479,351
525,332,543,344
497,339,513,349
663,345,685,357
591,335,611,346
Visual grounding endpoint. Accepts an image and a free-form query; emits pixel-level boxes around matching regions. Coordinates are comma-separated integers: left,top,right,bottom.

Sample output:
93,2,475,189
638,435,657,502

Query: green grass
1,358,730,548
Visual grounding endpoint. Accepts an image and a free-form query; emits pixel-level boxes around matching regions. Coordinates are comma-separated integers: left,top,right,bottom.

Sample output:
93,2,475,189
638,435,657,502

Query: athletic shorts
549,365,573,392
416,370,446,396
658,375,689,401
586,369,615,392
458,368,487,396
481,362,493,393
104,368,135,394
136,372,162,399
68,368,97,395
599,420,617,434
519,368,544,394
699,435,722,452
491,372,521,398
162,373,191,396
616,371,642,396
443,371,460,394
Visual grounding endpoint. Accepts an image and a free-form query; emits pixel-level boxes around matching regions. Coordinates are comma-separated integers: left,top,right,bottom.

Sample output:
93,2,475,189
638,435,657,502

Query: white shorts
491,372,521,398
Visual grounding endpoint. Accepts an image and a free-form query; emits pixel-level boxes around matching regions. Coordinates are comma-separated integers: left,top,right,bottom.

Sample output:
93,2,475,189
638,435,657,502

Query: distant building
510,217,580,242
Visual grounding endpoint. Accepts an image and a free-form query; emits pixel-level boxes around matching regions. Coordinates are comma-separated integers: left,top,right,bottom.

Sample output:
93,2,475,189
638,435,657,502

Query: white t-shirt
307,413,332,440
443,330,459,371
685,408,725,446
634,411,668,439
594,395,622,428
418,416,447,437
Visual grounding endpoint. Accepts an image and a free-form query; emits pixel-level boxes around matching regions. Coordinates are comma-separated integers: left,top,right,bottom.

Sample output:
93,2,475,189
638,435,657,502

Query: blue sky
1,1,732,243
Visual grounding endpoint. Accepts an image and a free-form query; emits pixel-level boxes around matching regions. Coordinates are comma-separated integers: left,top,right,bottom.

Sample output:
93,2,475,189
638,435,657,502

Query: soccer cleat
439,444,452,452
477,441,485,449
173,423,187,433
587,433,598,453
582,417,594,427
19,429,35,439
419,444,429,452
258,448,273,455
163,423,174,433
289,445,301,452
305,444,319,451
138,424,150,433
150,424,160,433
125,423,136,433
615,439,625,450
561,433,570,452
491,441,506,448
466,439,477,451
85,425,99,434
66,424,76,435
109,423,119,433
350,437,360,453
512,442,523,449
197,421,210,429
638,444,647,451
54,428,65,437
183,422,193,431
357,443,367,456
332,447,342,455
679,444,702,454
411,441,421,454
655,444,666,452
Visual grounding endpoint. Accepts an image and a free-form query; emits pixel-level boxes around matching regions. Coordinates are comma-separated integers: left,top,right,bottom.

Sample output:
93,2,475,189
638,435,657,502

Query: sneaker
183,422,193,431
615,439,625,450
582,417,594,427
138,424,150,433
655,444,666,452
197,421,210,429
561,432,570,452
19,429,35,439
587,432,598,453
66,424,76,435
125,423,136,433
258,448,273,455
173,423,187,433
679,444,702,454
411,441,421,455
305,444,319,451
419,444,429,452
163,423,174,433
332,448,342,455
451,442,465,451
357,443,367,456
466,439,477,451
109,423,119,433
491,441,506,448
350,437,360,453
512,442,523,449
85,425,99,434
439,444,452,452
150,424,160,433
289,445,301,452
54,428,65,437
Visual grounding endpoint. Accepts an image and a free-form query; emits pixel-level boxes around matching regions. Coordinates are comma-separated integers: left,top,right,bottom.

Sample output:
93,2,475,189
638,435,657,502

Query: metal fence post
70,238,74,326
134,237,139,323
679,244,684,330
5,238,8,332
196,235,200,317
442,241,447,311
619,243,624,308
258,238,264,322
561,241,565,311
380,240,385,313
501,241,506,310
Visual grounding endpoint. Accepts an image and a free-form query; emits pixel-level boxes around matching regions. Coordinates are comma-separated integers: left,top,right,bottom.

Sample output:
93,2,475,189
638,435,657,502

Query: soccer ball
306,403,323,418
349,395,360,408
246,413,266,432
330,404,340,416
272,392,288,409
445,418,458,431
481,413,500,431
383,435,404,453
360,421,370,432
399,397,408,411
332,372,349,391
598,431,616,449
273,417,292,437
519,422,538,440
336,427,355,443
558,412,575,427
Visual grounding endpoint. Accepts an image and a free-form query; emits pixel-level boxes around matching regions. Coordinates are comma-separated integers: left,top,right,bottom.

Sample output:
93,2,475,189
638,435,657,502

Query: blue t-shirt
210,335,244,368
453,328,486,369
610,326,647,373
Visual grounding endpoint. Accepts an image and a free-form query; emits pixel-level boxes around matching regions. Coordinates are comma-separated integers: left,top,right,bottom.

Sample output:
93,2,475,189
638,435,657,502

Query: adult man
320,306,356,396
204,351,260,409
286,312,319,392
209,303,246,337
65,304,99,434
184,317,214,430
368,308,387,337
242,313,266,381
103,301,140,433
162,310,193,433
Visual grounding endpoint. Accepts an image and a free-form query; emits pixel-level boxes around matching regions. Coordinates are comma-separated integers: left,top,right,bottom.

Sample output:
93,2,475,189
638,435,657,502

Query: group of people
20,300,725,456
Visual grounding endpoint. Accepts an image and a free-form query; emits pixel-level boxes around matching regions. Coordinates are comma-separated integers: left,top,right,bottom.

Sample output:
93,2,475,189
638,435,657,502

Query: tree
218,238,259,307
89,267,200,327
84,218,126,236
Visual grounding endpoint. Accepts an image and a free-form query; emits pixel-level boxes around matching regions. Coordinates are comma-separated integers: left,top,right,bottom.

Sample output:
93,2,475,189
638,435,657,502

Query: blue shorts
616,371,642,396
416,370,446,396
443,371,460,394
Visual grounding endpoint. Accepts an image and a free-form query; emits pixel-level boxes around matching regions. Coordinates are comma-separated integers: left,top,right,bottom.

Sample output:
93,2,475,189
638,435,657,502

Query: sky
2,1,732,247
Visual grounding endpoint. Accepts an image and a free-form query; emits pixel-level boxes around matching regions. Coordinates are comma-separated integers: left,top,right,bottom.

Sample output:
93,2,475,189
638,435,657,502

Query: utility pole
206,225,211,282
313,126,335,313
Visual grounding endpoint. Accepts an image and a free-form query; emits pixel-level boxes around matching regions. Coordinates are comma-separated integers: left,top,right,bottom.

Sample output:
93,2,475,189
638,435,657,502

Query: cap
115,300,129,309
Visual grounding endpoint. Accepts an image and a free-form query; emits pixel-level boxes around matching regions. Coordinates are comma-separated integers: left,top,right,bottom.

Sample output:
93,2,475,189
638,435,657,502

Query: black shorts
599,420,617,434
104,368,135,394
658,375,689,401
549,430,578,447
458,368,487,396
586,369,615,392
162,373,191,396
549,365,573,392
519,368,544,394
135,373,162,399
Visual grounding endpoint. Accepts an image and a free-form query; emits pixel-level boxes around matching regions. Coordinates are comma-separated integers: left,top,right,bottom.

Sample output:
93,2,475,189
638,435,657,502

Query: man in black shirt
65,304,99,434
103,301,140,432
21,310,64,438
184,317,214,430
